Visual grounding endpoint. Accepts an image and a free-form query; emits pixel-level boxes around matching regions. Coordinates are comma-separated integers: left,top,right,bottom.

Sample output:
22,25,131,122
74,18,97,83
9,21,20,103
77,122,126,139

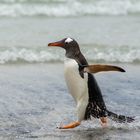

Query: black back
75,53,107,119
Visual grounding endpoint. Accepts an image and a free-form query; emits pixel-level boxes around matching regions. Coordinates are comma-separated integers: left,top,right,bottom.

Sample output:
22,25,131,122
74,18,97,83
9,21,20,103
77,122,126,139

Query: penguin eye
65,42,68,45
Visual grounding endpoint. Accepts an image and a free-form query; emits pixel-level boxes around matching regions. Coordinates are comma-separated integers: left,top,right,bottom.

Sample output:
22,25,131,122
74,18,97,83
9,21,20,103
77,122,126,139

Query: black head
48,37,81,59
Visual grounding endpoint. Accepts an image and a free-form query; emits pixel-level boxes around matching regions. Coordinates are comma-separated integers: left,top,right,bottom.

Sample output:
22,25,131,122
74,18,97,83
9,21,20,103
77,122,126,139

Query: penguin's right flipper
84,64,125,73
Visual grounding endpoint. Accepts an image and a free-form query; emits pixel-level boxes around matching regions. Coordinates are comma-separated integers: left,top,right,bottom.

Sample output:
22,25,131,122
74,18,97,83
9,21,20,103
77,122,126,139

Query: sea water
0,0,140,64
0,0,139,139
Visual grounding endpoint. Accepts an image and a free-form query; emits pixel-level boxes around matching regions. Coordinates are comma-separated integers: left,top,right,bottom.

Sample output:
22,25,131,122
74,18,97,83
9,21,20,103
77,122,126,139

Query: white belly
64,58,89,121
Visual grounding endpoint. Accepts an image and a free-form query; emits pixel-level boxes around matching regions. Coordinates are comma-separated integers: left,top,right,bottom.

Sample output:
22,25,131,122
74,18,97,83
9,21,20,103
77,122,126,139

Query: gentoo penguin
48,37,134,129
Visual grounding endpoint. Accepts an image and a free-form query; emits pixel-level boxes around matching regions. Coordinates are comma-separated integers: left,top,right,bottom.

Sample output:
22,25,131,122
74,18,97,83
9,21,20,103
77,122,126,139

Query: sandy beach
0,63,139,139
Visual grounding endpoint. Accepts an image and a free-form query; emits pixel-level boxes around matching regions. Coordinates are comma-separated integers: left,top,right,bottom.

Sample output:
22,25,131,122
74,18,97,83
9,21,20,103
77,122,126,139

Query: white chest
64,58,89,121
64,58,88,103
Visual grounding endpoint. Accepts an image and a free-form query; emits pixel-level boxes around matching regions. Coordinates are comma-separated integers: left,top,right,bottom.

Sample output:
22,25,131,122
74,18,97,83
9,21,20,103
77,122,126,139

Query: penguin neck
65,51,88,66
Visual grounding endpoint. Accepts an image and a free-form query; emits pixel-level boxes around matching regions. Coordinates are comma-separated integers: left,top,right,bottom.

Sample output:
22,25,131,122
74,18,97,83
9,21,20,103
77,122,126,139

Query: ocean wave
0,46,139,64
84,45,140,63
0,48,63,64
0,0,140,17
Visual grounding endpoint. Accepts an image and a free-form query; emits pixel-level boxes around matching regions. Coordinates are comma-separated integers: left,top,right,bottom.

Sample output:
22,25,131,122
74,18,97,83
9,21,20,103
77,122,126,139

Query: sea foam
0,46,139,64
0,0,140,17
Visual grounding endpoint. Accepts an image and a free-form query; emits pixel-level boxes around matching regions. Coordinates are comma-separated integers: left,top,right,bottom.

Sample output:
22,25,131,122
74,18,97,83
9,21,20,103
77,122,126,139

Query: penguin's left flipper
84,64,125,73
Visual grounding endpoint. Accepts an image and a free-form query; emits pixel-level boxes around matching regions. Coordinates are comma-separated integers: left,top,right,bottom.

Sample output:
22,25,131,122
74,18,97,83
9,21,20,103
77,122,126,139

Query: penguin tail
106,110,135,123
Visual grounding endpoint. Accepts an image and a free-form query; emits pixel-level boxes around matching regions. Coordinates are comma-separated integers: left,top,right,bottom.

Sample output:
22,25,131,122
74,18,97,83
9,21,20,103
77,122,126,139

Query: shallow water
0,63,139,139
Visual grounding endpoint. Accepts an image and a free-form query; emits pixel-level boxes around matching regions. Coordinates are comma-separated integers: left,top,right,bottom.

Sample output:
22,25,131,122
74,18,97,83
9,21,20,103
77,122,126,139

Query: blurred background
0,0,140,64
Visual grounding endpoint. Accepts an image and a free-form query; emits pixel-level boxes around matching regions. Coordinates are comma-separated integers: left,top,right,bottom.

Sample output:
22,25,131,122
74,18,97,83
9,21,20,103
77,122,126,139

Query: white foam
85,45,140,63
0,0,140,17
0,48,63,64
0,46,139,64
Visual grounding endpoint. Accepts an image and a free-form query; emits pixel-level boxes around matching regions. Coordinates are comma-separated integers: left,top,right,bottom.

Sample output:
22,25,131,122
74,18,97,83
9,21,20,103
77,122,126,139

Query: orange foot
58,121,80,129
100,117,108,128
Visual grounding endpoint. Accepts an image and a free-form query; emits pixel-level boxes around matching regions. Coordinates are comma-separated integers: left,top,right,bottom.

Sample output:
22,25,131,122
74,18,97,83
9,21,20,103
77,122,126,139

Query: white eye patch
65,37,73,43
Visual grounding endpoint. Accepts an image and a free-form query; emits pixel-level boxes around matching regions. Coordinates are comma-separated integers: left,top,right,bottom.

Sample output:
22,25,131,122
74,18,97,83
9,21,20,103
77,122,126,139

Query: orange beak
48,41,64,47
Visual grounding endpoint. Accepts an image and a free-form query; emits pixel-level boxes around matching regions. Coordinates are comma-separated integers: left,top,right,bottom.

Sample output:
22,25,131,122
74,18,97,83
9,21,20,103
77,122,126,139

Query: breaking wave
0,0,140,17
0,45,139,64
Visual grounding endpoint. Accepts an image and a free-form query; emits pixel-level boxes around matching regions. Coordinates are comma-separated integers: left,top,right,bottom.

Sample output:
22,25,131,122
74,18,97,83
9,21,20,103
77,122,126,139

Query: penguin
48,37,134,129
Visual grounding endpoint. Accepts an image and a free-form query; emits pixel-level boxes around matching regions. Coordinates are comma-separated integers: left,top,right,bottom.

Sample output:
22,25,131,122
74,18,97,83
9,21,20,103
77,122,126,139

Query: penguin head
48,37,81,58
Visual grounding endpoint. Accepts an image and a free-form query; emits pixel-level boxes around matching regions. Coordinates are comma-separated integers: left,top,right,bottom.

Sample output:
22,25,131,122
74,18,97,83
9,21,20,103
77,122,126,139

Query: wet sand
0,63,139,139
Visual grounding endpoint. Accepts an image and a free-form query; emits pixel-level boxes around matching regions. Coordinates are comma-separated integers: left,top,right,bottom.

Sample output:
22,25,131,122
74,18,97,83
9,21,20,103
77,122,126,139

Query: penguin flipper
84,64,125,73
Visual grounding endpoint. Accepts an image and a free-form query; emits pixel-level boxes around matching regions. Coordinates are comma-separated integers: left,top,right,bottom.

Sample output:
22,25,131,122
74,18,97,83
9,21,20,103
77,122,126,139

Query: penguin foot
100,117,108,128
58,121,80,129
